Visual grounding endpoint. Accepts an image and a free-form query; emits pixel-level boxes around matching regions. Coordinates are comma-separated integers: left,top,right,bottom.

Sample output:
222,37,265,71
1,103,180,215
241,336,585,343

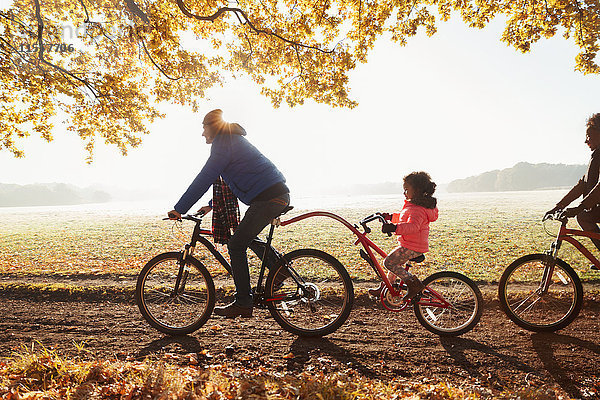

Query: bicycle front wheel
414,271,483,336
498,254,583,332
135,252,215,335
265,249,354,337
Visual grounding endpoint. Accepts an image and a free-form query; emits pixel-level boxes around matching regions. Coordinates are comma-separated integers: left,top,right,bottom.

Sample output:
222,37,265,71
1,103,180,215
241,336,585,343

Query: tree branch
138,36,182,81
33,0,102,98
574,0,585,43
294,45,306,79
175,0,334,54
79,0,90,23
358,0,363,42
125,0,150,24
0,10,36,38
0,36,35,66
77,1,115,45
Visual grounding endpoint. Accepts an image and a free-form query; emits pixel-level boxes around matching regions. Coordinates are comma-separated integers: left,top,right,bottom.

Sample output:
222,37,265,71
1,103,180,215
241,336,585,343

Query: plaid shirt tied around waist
212,177,240,244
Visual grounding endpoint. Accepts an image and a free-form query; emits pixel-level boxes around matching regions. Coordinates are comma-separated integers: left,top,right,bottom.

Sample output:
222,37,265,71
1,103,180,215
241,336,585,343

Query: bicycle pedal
391,283,406,292
407,293,422,305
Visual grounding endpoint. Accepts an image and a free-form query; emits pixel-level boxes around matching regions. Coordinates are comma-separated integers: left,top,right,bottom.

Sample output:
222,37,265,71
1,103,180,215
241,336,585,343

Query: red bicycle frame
553,219,600,269
281,211,451,311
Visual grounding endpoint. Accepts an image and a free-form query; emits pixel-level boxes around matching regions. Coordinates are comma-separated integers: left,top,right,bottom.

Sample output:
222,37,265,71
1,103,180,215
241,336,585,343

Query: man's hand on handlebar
564,205,585,218
543,206,562,221
167,210,181,220
542,205,584,221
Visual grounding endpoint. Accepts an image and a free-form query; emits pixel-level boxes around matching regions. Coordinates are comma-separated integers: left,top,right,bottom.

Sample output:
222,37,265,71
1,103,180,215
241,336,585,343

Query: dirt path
1,287,600,399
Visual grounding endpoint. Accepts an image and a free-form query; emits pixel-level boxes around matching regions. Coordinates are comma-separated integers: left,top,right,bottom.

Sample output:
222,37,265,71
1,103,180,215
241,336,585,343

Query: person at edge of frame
167,109,290,318
546,113,600,266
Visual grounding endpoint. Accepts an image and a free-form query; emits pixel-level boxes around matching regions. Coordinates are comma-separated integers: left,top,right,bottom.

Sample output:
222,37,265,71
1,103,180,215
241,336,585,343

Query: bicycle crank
381,286,410,312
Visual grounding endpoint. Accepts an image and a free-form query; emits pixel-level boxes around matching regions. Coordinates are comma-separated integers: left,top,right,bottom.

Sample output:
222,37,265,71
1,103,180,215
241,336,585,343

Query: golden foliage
1,0,599,158
0,343,503,399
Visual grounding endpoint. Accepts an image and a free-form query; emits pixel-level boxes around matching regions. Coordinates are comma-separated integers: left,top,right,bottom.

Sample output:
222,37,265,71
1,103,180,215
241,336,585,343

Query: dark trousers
227,193,290,307
577,206,600,252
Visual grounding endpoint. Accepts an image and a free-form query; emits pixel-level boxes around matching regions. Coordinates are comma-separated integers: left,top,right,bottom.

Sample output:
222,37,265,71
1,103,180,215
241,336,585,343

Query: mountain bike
135,206,354,337
498,211,590,332
280,212,483,336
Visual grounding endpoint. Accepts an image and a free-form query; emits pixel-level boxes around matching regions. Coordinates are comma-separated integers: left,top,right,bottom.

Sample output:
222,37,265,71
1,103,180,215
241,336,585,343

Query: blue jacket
174,127,286,213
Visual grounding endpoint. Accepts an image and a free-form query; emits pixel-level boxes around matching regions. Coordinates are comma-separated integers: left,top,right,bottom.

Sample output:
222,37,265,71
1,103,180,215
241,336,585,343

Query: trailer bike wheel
414,271,483,336
135,252,215,335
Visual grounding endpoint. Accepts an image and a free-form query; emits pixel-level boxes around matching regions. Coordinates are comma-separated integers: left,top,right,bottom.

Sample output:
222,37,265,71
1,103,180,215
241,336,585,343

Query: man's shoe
592,264,600,271
214,302,253,318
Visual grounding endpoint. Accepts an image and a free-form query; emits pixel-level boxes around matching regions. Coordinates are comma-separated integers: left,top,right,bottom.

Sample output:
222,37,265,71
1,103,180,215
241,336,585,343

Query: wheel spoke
178,293,207,305
512,293,542,315
145,289,171,300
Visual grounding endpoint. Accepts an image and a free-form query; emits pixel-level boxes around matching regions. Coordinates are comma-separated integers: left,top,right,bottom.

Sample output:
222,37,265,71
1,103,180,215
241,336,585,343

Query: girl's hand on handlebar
382,223,397,234
167,210,181,220
381,212,392,221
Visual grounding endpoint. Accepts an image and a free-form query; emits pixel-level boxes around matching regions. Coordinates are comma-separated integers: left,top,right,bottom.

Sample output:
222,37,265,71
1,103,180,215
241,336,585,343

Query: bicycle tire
498,253,583,332
265,249,354,337
414,271,483,336
136,252,216,335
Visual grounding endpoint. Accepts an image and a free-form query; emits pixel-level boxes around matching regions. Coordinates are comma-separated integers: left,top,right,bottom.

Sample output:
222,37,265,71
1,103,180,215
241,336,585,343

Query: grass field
1,190,598,283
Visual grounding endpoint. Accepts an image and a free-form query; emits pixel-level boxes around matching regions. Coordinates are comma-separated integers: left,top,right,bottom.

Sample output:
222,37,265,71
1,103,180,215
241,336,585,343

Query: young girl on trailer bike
368,171,439,302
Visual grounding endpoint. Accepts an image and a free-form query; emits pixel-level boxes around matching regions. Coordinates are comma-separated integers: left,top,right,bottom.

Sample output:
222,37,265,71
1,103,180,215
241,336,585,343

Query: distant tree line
0,183,111,207
447,162,587,193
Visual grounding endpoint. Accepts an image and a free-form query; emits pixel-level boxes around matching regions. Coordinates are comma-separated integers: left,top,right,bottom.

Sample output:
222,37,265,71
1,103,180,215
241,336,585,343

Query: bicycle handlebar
163,210,206,222
542,210,568,223
358,213,391,236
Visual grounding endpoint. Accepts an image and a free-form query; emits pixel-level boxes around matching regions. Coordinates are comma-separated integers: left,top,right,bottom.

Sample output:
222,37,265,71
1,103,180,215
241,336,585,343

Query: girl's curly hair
404,171,436,197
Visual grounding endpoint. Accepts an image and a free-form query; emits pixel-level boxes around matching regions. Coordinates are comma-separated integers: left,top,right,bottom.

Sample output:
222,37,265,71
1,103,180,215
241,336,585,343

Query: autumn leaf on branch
1,0,599,159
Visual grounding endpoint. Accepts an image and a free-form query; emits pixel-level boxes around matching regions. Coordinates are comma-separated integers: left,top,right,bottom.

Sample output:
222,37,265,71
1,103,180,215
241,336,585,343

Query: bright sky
2,13,600,201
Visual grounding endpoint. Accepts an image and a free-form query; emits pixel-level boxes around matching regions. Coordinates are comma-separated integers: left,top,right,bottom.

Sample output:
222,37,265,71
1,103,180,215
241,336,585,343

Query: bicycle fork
539,239,562,295
171,245,194,298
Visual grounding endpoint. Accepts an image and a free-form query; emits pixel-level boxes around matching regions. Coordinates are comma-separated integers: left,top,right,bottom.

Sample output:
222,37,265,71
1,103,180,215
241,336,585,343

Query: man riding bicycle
168,109,290,318
546,113,600,256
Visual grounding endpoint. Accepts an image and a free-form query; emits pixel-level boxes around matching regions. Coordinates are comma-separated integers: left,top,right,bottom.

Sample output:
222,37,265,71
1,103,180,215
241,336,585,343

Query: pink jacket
391,200,439,253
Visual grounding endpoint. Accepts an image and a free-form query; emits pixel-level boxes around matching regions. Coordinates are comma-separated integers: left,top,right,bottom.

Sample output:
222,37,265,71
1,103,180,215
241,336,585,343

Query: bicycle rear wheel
414,271,483,336
498,254,583,332
265,249,354,337
135,252,215,335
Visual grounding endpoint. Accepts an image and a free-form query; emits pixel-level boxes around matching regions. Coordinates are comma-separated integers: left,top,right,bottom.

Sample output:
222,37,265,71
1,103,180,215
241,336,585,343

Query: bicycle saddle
279,205,294,216
409,254,425,263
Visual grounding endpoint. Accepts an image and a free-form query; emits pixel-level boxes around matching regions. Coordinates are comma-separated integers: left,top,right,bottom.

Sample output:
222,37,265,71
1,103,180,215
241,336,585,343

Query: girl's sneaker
368,282,386,297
